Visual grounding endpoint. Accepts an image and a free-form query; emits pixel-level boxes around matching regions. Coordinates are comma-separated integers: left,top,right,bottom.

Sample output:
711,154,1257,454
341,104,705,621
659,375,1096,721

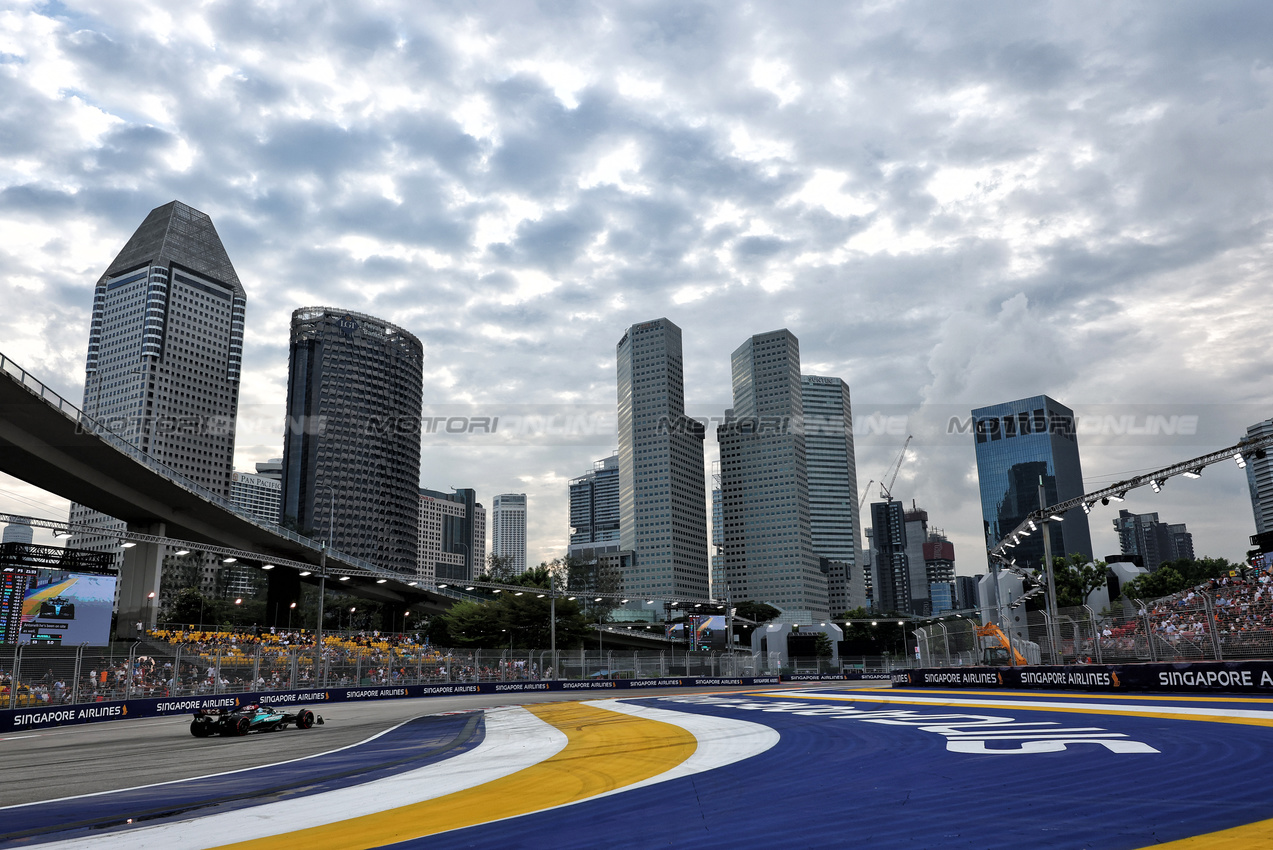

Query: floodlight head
299,571,312,577
1235,452,1247,469
221,556,235,562
1081,502,1092,515
1183,469,1202,479
437,583,448,588
1110,492,1126,502
1150,479,1163,493
1027,520,1038,532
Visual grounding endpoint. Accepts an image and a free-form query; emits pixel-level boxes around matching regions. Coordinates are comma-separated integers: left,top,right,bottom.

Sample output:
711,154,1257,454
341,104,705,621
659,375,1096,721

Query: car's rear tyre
297,709,314,729
233,716,251,737
190,719,212,738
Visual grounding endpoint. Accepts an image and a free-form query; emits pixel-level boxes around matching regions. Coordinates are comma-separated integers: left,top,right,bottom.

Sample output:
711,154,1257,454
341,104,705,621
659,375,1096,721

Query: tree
734,600,780,624
836,607,905,655
565,555,622,623
1119,557,1235,601
1050,554,1110,608
162,587,220,628
484,553,517,583
812,632,833,658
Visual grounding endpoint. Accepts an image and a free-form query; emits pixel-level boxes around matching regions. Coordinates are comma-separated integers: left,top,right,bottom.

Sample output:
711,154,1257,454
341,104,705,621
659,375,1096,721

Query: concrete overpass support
117,522,166,639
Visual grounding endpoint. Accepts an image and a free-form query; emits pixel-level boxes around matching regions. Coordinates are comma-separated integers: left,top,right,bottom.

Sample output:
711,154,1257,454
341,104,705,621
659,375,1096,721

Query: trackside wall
0,677,783,732
893,661,1273,694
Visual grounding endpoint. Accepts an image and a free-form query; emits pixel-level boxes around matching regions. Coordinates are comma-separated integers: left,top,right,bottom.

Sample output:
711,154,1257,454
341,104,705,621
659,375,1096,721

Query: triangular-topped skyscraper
71,201,248,621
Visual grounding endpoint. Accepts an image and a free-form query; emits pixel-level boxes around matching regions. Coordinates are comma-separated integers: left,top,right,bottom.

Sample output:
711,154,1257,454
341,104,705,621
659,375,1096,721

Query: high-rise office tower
616,319,710,600
1245,419,1273,535
868,499,910,614
2,522,33,545
569,457,620,557
717,329,827,618
903,505,931,614
419,488,485,583
280,308,423,575
1113,510,1193,571
801,375,862,617
972,395,1094,569
710,461,724,597
492,493,527,574
69,201,247,627
229,470,282,525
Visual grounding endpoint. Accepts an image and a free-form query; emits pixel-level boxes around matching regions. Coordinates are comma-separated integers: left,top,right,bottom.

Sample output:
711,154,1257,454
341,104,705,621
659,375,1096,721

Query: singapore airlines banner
894,661,1273,693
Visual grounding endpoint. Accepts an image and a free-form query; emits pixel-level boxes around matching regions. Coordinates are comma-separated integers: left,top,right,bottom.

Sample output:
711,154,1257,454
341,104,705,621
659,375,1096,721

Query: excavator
975,623,1027,666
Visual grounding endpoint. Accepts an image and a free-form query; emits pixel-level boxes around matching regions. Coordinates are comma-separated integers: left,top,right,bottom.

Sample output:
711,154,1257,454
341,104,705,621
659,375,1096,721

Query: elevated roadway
0,352,451,631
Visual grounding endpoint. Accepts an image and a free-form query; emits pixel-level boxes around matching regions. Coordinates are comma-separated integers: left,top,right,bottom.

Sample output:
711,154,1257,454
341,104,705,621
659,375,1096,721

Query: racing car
190,703,323,737
38,597,75,619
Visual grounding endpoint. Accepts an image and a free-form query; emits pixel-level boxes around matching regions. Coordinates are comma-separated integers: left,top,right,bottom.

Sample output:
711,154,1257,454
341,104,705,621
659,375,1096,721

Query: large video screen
1,565,117,645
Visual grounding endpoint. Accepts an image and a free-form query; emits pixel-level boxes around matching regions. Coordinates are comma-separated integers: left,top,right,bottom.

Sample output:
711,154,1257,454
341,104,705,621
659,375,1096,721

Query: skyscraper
717,329,827,618
801,375,862,617
280,308,423,575
1113,510,1193,571
568,456,620,557
616,319,710,600
710,461,724,597
1245,419,1273,535
419,488,485,583
868,499,910,614
491,493,527,574
69,201,247,627
972,395,1093,569
230,471,282,525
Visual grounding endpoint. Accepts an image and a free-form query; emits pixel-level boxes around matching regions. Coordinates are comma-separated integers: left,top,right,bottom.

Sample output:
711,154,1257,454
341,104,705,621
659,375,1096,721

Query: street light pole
1040,479,1061,665
549,568,556,674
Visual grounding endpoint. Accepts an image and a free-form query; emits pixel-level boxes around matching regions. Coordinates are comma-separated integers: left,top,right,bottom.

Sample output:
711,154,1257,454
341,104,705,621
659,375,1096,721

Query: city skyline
4,4,1273,575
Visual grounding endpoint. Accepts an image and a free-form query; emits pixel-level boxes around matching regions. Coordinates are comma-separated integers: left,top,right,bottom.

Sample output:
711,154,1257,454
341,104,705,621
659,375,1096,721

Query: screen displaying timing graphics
0,544,118,645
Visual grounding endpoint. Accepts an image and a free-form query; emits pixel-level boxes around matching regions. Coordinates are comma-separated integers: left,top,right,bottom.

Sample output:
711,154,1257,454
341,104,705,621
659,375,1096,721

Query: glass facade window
281,308,424,576
971,395,1093,570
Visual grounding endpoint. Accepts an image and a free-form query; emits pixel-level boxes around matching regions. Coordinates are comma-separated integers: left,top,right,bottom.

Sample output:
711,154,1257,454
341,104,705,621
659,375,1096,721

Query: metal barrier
1,640,908,708
912,572,1273,667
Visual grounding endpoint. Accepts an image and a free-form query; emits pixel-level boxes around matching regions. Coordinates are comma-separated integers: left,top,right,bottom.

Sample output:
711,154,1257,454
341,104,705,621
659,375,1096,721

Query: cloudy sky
3,1,1273,576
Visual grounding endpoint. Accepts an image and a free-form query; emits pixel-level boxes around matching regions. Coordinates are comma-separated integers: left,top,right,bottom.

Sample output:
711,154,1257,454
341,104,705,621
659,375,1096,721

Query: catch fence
915,578,1273,666
1,641,906,709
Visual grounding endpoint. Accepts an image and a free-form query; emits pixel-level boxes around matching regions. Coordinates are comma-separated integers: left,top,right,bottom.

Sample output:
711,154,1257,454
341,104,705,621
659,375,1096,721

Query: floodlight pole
549,568,556,672
1040,480,1061,665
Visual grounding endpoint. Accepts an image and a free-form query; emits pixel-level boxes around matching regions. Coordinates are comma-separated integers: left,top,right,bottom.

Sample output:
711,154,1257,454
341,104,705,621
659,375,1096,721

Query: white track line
27,706,566,849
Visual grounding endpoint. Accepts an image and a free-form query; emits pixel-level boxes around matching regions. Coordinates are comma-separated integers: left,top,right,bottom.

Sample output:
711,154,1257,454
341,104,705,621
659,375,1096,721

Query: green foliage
1051,554,1110,608
836,608,907,655
434,591,591,649
162,587,220,627
812,632,833,658
734,600,780,624
1119,557,1235,601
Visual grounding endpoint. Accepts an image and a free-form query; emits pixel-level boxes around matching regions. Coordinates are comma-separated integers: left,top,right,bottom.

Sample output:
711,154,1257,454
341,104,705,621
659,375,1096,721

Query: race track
4,685,1273,849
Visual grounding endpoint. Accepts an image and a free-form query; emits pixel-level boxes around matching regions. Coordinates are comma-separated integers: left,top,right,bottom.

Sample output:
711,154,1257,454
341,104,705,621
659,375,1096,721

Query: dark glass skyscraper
569,455,620,556
972,395,1093,569
281,308,423,575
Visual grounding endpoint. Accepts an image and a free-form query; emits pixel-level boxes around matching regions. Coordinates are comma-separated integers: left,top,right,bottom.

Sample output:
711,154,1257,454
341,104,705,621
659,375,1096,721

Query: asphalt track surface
5,684,1273,849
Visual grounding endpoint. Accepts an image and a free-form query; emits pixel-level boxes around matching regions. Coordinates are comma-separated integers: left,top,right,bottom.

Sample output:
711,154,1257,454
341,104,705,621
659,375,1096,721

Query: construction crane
857,434,913,510
879,434,913,501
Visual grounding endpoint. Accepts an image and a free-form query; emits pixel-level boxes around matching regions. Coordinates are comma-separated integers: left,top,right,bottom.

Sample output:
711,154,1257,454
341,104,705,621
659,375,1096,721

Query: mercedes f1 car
190,704,324,737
